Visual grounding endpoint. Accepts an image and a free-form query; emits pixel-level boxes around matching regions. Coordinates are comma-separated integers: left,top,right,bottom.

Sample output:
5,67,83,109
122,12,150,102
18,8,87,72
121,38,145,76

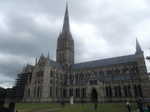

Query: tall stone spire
62,2,70,33
136,38,143,54
56,2,74,67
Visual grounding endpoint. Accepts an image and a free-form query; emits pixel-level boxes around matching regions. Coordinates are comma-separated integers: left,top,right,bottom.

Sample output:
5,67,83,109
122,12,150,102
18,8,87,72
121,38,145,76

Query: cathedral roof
72,54,139,70
49,60,62,69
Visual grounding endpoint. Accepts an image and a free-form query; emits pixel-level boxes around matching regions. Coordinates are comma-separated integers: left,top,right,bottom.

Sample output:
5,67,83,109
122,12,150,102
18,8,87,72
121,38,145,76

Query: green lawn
16,103,60,112
15,103,138,112
60,103,137,112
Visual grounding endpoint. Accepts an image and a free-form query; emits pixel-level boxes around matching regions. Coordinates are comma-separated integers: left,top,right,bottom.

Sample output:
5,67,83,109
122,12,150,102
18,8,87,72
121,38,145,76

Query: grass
60,103,137,112
16,103,60,112
15,103,138,112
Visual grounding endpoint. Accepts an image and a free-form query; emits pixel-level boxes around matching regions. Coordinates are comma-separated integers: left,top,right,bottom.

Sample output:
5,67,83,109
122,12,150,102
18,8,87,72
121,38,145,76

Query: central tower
56,4,74,66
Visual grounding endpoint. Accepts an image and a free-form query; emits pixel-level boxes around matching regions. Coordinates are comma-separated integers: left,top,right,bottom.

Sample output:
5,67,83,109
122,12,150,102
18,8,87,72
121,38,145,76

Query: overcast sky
0,0,150,88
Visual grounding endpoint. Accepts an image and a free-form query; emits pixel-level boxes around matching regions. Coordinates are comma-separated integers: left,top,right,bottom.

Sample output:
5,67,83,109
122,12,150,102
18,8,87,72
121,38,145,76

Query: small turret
135,38,143,55
38,53,46,66
47,52,50,59
35,58,38,65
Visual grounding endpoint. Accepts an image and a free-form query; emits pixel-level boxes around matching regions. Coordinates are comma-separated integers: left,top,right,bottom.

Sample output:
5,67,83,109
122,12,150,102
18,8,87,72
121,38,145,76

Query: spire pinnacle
62,2,70,33
35,57,38,65
47,52,50,59
136,38,143,54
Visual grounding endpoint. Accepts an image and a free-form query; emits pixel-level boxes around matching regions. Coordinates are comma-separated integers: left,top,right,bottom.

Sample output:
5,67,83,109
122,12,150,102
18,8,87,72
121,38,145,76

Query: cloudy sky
0,0,150,88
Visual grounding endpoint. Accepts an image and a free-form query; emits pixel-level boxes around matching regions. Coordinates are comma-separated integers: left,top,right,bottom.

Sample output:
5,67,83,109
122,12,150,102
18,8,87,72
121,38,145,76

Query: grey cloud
0,0,150,85
0,59,23,79
0,13,58,58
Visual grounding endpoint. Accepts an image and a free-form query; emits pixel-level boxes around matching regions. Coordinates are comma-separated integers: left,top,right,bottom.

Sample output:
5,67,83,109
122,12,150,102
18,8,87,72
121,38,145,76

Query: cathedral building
21,4,150,103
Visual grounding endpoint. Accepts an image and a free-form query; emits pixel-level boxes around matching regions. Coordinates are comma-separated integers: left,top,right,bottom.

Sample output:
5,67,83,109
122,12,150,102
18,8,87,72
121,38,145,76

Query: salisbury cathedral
21,5,150,103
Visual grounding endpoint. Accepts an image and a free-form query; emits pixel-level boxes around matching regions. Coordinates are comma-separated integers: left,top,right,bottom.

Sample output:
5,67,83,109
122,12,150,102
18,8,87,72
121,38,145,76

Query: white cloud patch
71,21,110,62
0,74,15,88
33,14,62,33
0,13,9,32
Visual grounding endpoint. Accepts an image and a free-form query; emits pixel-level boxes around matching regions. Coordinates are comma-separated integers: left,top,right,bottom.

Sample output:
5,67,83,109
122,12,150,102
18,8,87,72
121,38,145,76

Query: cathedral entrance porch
91,88,98,103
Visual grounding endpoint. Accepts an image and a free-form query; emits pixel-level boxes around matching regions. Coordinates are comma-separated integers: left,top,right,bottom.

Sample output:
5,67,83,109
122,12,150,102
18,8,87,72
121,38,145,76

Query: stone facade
22,5,150,103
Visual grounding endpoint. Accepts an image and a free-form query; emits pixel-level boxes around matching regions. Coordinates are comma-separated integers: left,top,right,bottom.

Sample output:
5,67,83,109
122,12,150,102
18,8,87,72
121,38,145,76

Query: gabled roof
72,54,138,70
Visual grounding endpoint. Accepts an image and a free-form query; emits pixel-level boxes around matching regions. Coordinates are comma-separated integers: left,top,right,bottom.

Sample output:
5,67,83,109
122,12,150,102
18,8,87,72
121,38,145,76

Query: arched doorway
91,88,98,103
